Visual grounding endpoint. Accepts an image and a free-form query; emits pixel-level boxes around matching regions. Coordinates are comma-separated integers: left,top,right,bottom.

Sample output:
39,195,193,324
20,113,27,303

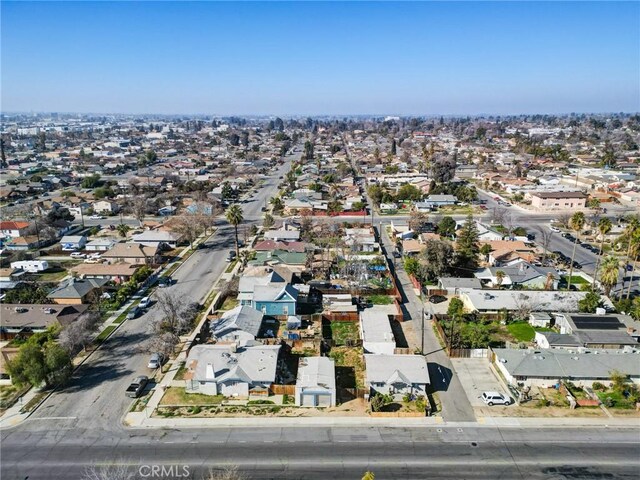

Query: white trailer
10,260,49,273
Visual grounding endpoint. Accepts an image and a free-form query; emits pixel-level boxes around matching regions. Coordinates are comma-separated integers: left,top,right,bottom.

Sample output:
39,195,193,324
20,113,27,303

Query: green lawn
95,325,117,342
367,294,394,305
225,260,238,273
331,321,360,346
597,390,637,409
506,322,536,342
562,275,589,285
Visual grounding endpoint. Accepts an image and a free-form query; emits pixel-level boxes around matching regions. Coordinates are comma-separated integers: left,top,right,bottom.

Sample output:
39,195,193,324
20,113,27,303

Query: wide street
2,424,639,479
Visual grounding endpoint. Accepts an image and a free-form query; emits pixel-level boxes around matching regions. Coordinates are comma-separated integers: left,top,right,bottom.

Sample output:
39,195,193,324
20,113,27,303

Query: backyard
330,346,365,388
330,321,360,346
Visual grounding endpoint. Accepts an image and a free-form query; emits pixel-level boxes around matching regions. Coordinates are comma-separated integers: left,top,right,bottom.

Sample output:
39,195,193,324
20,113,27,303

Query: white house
60,235,87,250
364,354,430,398
85,238,118,252
184,344,281,397
210,305,264,346
93,200,120,214
132,230,179,248
359,308,395,355
295,357,336,407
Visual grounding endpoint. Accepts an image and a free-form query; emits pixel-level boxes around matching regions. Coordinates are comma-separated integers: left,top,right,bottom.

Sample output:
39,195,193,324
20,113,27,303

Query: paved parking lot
451,358,508,407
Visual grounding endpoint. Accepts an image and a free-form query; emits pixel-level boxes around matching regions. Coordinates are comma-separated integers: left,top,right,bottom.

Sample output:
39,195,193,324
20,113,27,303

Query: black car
428,295,447,304
392,251,402,259
572,261,583,269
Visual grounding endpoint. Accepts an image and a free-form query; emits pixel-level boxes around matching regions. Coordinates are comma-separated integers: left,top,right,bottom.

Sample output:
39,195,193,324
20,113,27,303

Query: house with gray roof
295,356,336,407
493,347,640,387
438,277,482,295
184,343,281,397
364,354,430,399
210,305,265,346
252,283,299,316
475,261,559,289
458,289,614,315
47,278,108,305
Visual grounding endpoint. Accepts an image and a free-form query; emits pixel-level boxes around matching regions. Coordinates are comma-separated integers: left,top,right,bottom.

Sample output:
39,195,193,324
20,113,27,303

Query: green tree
390,138,396,156
480,243,493,263
454,215,480,272
303,141,314,161
495,270,506,288
367,185,385,206
116,223,131,238
270,196,284,213
404,257,421,278
225,204,244,257
447,298,465,318
437,216,457,238
599,256,620,297
592,217,612,288
8,337,72,389
578,291,604,313
263,213,275,229
81,174,101,189
567,211,586,291
420,239,454,281
397,184,422,202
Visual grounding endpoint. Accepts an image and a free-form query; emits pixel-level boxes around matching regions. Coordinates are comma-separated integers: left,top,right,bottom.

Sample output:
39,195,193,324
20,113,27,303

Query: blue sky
2,1,638,115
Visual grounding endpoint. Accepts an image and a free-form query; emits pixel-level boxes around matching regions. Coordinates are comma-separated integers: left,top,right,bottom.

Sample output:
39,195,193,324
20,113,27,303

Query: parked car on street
125,376,149,398
139,296,151,309
70,252,86,259
226,251,237,262
126,307,141,320
481,391,511,406
147,353,163,369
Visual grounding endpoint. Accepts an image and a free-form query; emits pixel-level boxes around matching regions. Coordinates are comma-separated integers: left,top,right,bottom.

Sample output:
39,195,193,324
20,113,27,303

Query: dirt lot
155,397,367,418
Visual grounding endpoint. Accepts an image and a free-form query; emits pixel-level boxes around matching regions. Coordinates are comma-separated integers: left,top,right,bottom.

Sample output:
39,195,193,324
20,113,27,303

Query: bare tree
513,293,541,322
535,225,554,263
488,207,508,226
58,311,102,354
169,214,201,249
131,196,148,227
149,291,200,356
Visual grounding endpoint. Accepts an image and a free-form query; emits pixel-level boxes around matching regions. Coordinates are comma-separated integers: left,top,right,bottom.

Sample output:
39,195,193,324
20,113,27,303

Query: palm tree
567,211,585,291
270,196,284,213
116,223,131,238
625,229,640,299
621,217,640,299
225,204,244,257
600,256,621,297
592,217,612,287
495,270,506,288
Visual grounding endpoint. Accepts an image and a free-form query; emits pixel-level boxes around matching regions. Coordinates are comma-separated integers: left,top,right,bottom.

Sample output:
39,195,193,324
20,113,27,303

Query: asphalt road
23,153,296,433
2,425,639,479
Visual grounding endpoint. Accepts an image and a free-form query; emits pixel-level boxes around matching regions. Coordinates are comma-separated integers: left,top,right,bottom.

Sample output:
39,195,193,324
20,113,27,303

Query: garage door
302,394,316,407
317,394,331,407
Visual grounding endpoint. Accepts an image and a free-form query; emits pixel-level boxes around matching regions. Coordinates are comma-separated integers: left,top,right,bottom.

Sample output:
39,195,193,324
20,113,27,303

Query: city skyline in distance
2,1,639,115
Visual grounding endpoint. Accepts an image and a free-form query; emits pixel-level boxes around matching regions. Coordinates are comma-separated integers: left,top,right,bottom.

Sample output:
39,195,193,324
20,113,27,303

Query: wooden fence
323,312,359,322
369,411,425,418
270,384,295,395
448,348,489,359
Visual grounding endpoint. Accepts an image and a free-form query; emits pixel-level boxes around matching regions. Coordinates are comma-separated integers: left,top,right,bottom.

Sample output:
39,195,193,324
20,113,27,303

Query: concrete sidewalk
124,409,640,429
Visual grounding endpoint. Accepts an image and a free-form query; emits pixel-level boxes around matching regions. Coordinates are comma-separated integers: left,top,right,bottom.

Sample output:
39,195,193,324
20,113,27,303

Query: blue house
252,284,298,316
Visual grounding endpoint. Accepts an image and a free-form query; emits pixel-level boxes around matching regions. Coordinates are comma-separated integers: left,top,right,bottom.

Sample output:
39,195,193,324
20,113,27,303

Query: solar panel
572,316,624,330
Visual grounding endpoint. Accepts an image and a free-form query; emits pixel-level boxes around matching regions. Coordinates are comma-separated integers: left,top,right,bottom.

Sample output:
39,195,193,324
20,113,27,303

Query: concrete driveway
450,358,508,407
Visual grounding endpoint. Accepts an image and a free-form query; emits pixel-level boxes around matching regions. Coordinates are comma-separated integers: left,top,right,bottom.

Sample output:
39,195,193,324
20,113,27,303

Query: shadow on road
427,362,453,393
